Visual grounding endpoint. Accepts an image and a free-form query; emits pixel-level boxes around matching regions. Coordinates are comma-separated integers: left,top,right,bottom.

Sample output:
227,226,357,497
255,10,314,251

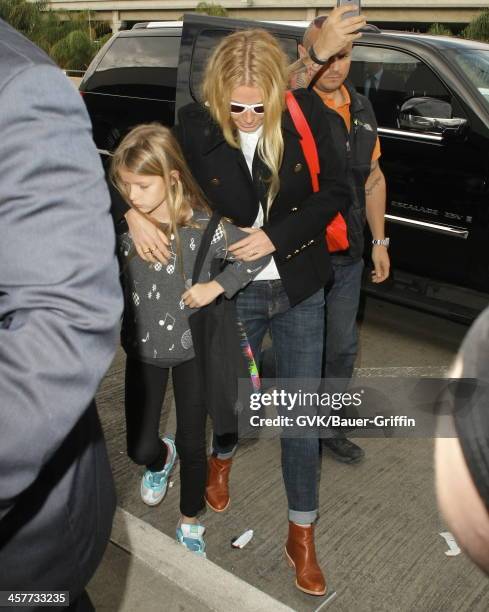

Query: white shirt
238,127,280,281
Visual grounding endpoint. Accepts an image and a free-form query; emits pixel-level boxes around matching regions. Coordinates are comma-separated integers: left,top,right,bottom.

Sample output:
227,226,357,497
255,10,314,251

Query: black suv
80,14,489,322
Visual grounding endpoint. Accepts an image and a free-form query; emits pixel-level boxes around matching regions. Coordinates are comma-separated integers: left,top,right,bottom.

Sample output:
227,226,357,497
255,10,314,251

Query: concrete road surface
90,297,488,611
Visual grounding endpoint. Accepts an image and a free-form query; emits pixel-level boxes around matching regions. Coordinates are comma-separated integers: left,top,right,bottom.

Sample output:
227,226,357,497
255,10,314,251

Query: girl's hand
182,281,224,308
228,228,276,261
125,208,170,264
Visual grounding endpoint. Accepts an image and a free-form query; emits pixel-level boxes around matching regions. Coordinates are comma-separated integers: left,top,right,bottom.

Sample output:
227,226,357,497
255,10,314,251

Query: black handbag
188,212,259,436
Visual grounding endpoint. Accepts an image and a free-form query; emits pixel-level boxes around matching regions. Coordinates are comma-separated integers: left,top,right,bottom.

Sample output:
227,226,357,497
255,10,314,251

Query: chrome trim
378,127,443,142
385,214,469,239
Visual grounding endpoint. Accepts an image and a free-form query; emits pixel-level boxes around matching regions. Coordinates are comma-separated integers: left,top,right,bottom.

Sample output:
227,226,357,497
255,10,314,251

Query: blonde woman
112,29,350,595
182,29,351,595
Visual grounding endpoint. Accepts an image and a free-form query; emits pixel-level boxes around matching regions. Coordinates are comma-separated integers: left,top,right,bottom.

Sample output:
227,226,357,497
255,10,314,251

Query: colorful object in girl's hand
236,319,261,392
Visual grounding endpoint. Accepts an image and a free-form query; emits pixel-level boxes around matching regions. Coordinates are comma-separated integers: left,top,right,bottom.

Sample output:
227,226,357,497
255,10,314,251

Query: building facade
34,0,489,32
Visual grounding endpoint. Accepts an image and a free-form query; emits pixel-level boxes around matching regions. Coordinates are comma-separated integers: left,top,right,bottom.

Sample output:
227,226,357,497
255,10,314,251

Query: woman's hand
228,228,276,261
125,208,170,264
182,281,224,308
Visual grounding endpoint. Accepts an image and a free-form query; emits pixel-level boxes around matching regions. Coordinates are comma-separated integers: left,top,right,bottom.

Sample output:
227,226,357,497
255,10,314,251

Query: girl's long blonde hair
111,124,210,263
202,29,288,211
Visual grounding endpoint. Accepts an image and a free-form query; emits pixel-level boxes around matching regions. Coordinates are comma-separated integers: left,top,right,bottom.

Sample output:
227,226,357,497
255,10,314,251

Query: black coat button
294,163,303,173
210,178,220,186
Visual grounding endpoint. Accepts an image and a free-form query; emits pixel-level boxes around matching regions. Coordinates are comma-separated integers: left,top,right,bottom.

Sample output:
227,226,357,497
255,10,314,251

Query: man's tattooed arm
288,58,311,90
365,160,382,197
288,57,328,91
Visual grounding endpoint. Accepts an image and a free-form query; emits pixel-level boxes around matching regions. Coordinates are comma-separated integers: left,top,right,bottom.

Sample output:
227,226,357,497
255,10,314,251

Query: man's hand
371,246,390,283
182,281,224,308
125,208,170,264
228,228,276,261
312,6,366,62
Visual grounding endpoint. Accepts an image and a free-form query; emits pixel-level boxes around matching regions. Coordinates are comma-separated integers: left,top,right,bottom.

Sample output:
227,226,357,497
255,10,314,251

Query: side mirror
399,97,468,136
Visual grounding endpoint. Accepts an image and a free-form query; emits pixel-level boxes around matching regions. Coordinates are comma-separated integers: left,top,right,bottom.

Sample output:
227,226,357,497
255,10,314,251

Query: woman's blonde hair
111,124,210,264
202,29,288,210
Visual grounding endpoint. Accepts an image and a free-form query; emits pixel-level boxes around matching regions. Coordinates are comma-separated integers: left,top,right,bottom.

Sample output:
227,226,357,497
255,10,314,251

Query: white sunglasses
230,101,265,115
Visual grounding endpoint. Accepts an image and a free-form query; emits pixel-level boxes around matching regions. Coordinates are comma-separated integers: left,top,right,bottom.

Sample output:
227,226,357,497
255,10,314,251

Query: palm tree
427,24,452,37
195,2,228,17
50,11,110,70
0,0,45,38
462,10,489,43
0,0,110,70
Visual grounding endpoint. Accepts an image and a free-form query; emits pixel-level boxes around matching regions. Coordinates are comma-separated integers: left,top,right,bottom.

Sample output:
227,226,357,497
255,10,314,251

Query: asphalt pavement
88,297,489,612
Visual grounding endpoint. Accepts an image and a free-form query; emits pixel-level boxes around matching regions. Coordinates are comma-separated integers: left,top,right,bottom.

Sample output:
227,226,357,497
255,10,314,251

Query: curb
111,507,295,612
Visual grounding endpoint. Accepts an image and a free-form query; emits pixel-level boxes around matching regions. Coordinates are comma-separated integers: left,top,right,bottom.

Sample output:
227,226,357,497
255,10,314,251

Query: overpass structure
35,0,489,32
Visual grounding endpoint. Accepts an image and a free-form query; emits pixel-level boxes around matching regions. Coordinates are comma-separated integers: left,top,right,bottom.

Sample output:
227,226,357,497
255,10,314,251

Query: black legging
125,356,207,517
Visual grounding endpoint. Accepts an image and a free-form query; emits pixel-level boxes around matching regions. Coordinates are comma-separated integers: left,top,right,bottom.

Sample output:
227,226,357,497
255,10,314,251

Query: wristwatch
372,238,390,247
308,45,330,66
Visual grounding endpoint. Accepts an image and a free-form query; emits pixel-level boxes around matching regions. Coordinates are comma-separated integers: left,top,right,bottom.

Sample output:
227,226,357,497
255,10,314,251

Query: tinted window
450,49,489,111
350,46,451,128
98,36,180,69
190,29,298,103
86,35,181,99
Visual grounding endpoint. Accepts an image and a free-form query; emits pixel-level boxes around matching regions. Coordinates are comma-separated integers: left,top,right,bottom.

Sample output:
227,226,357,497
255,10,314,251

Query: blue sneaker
176,523,206,558
140,437,177,506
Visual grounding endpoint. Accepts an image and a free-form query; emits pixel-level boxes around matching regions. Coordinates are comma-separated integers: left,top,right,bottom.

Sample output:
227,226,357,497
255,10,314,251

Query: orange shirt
314,85,381,162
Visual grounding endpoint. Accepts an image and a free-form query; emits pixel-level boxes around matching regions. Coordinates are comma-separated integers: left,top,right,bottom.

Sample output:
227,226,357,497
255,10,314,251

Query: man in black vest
297,14,390,462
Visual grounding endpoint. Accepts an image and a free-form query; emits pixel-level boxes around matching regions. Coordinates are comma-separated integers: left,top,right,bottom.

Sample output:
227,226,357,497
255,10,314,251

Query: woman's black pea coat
175,89,351,306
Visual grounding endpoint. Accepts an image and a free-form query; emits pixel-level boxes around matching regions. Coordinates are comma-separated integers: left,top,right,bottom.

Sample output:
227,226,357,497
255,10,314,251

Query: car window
190,29,298,103
98,36,181,70
449,49,489,112
350,46,451,128
88,35,181,99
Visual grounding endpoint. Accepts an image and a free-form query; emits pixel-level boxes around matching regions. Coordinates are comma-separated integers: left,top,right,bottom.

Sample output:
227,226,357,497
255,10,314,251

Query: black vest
314,84,378,263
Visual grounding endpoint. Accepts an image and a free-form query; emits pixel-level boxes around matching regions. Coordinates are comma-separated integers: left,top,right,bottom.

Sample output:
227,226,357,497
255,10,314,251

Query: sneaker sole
140,453,178,507
177,542,207,559
141,479,172,506
284,548,327,597
141,495,165,507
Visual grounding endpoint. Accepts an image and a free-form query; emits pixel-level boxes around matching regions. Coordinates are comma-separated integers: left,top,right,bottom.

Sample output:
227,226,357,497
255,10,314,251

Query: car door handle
378,127,443,143
385,214,469,239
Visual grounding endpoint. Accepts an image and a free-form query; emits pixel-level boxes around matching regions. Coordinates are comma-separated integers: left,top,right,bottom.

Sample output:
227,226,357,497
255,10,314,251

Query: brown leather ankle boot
285,521,326,596
205,456,232,512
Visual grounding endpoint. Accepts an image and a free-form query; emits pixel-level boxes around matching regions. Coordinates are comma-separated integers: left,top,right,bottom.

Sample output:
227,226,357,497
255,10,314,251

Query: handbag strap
192,210,222,284
285,90,320,193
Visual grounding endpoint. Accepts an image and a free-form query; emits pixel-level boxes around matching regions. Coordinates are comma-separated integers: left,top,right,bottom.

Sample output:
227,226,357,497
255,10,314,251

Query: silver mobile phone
336,0,360,18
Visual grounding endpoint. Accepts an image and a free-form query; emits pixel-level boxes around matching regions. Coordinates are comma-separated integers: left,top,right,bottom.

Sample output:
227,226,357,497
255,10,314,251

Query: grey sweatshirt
118,211,270,367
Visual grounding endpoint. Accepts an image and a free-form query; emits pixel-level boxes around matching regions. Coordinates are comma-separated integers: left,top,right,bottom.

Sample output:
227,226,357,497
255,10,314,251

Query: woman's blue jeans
236,280,324,524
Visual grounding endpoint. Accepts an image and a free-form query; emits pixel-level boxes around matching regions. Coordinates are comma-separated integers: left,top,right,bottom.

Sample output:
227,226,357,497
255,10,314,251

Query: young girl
111,124,269,557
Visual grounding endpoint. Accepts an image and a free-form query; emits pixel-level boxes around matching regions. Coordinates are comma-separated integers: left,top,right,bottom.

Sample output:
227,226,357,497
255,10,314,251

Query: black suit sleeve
262,93,350,260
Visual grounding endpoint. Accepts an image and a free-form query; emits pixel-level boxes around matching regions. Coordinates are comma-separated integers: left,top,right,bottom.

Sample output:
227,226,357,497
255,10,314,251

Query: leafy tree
462,9,489,43
0,0,45,37
51,29,96,70
427,23,452,37
0,0,110,70
195,2,228,17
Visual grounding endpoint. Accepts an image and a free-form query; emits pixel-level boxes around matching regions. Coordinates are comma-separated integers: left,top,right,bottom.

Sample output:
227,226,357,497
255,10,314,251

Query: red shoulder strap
285,91,320,192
